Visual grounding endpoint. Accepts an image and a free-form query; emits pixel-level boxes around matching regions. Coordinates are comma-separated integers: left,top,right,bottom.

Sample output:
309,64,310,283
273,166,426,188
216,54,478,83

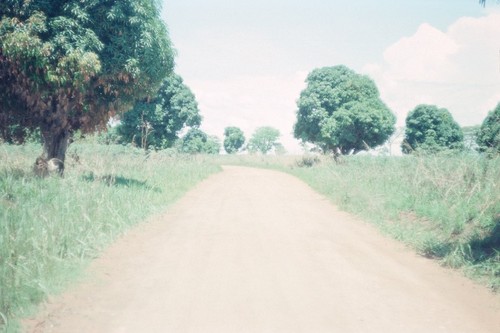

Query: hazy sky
162,1,500,152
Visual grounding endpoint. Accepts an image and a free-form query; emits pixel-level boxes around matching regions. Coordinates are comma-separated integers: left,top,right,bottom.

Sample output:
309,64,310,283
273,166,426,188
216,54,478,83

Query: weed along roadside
0,143,221,332
297,154,500,290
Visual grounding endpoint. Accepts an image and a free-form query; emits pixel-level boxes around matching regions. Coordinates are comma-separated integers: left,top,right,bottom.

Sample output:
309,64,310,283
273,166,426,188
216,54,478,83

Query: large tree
294,65,395,155
223,126,245,154
476,102,500,155
402,104,464,153
248,126,281,154
117,73,202,150
0,0,174,166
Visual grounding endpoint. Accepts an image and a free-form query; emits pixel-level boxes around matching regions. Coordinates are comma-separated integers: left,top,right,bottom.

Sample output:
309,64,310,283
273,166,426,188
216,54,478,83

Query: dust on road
25,166,500,333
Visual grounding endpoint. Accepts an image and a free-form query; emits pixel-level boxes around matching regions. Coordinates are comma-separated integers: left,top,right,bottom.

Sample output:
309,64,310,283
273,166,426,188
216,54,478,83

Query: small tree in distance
402,104,464,154
248,127,281,154
223,127,246,154
177,128,220,154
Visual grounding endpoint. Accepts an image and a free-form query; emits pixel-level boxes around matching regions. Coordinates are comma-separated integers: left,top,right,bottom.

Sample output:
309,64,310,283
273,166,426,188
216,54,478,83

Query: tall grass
222,153,500,291
0,142,220,332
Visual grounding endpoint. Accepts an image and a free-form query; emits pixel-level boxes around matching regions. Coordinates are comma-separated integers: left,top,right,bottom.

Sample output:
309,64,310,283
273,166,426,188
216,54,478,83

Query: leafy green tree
248,126,281,154
0,0,174,166
294,65,395,155
476,103,500,155
402,104,464,153
223,127,245,154
178,128,220,154
117,74,201,150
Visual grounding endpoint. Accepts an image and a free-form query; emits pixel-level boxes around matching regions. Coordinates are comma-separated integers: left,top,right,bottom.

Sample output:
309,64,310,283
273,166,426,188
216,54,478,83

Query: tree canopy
476,103,500,155
223,127,245,154
117,73,201,150
0,0,174,164
293,65,395,155
177,128,220,155
402,104,464,153
248,126,281,154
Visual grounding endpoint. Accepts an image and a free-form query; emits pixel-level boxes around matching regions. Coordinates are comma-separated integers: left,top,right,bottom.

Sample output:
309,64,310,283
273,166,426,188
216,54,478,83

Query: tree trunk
39,126,70,177
41,128,70,162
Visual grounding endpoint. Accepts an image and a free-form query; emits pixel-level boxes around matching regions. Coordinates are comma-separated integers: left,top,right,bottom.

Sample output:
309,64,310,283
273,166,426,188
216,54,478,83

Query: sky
162,1,500,153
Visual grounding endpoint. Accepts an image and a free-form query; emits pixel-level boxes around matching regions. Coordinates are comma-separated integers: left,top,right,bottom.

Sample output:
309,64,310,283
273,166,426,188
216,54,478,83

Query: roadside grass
0,142,220,332
221,153,500,291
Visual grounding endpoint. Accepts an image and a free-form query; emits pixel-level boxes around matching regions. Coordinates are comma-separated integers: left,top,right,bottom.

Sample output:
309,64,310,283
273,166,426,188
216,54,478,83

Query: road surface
25,166,500,332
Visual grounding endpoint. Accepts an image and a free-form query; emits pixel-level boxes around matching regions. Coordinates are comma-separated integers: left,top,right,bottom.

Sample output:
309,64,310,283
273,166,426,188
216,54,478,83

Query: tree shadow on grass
425,220,500,262
469,218,500,261
81,172,162,193
408,214,499,264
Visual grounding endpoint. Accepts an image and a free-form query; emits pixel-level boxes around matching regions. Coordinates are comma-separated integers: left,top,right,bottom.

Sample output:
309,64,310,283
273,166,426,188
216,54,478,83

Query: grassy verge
0,142,220,332
221,153,500,291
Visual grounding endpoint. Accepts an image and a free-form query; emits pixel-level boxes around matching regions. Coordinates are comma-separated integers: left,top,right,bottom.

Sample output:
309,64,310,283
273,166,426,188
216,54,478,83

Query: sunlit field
0,142,220,332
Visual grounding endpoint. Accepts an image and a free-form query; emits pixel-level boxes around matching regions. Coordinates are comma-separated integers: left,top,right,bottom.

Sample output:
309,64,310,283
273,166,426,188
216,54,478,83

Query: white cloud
185,71,308,153
383,23,459,83
364,12,500,127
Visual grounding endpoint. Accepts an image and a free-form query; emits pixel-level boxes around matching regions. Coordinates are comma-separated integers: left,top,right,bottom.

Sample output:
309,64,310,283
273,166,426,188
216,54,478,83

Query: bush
295,155,321,168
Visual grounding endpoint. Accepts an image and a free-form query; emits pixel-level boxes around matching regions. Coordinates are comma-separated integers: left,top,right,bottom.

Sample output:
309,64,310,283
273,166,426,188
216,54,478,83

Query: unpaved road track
25,166,500,333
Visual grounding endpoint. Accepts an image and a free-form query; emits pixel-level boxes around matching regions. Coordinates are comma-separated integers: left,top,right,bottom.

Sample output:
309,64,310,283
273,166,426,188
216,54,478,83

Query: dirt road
26,166,500,333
